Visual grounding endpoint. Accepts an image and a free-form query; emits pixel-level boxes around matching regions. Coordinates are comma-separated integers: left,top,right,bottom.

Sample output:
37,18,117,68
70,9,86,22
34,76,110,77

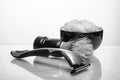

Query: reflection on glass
11,55,101,80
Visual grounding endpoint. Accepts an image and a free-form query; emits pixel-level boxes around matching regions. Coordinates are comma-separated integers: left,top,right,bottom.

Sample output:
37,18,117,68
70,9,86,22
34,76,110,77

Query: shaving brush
33,36,93,56
11,36,94,58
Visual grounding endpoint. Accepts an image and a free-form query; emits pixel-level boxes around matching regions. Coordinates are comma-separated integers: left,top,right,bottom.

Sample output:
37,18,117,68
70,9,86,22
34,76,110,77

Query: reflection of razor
11,48,90,74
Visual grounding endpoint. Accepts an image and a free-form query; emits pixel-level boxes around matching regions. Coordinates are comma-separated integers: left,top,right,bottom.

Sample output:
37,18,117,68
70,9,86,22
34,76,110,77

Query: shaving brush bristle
61,37,93,56
71,37,93,56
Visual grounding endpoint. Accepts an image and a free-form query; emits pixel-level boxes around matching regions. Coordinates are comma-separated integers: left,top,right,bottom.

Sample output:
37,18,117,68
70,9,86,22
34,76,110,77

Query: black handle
11,49,50,58
33,36,62,49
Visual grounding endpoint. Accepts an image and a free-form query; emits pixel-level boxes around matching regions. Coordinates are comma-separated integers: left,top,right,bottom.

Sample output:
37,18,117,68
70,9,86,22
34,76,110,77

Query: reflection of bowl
60,27,103,50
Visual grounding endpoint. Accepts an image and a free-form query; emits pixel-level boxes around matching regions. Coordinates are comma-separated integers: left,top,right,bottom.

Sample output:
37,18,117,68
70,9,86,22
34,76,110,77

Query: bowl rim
60,26,103,34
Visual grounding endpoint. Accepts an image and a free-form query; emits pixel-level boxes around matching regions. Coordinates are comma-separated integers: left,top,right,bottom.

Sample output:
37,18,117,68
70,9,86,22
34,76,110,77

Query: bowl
60,27,103,50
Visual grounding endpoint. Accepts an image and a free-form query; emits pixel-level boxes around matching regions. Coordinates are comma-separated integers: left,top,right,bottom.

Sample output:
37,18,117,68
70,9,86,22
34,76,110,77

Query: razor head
71,62,90,75
50,51,91,75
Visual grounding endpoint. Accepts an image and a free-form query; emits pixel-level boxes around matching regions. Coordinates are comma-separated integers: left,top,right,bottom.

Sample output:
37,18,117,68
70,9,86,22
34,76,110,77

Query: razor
11,48,90,74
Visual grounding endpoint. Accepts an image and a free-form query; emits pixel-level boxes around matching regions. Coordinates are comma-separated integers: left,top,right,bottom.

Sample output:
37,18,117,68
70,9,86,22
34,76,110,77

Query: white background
0,0,120,45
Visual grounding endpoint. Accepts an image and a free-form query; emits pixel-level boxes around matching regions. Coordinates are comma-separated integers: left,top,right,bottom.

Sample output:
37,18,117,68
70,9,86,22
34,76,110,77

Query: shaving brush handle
33,36,66,57
33,36,62,49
